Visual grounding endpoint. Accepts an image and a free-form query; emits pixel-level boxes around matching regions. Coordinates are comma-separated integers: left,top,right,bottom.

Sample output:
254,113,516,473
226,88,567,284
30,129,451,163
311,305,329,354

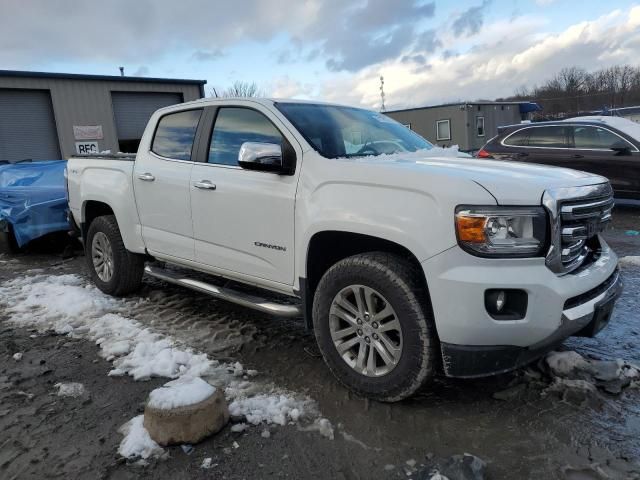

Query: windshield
275,102,433,158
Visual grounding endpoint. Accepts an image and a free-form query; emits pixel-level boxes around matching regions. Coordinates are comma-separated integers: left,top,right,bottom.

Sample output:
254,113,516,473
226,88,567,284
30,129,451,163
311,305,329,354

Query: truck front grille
543,183,614,275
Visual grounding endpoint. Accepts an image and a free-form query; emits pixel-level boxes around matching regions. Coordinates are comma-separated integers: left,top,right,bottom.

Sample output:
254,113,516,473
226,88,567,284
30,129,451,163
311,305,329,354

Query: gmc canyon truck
66,98,622,402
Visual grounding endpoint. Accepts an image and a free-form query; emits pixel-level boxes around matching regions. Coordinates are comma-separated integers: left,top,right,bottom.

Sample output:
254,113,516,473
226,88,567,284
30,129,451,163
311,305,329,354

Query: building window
436,119,451,141
476,116,485,137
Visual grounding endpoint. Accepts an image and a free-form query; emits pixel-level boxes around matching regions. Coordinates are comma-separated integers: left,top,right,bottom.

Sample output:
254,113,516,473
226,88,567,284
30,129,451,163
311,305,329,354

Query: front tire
85,215,144,296
312,252,437,402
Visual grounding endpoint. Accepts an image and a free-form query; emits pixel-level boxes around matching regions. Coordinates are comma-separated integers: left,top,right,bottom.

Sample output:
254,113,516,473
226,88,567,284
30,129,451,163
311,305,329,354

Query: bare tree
499,64,640,118
210,81,263,98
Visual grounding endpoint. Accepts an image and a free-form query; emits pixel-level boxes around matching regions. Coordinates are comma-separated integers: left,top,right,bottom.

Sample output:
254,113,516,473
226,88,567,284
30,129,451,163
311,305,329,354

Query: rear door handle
572,154,584,159
194,180,217,190
137,173,155,182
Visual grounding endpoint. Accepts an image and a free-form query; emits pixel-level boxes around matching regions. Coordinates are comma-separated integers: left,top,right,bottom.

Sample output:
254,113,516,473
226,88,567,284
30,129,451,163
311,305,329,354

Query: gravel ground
0,206,639,480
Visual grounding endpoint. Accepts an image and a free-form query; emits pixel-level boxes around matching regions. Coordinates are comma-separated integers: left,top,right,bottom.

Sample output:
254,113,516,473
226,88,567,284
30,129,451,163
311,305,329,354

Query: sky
1,0,639,110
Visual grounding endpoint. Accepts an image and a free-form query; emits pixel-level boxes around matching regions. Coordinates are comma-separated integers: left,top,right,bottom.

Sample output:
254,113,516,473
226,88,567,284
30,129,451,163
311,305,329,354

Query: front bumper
422,238,621,378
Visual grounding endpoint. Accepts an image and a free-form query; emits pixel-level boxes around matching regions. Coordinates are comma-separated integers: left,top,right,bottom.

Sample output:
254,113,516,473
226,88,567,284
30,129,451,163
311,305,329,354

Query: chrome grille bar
542,183,614,275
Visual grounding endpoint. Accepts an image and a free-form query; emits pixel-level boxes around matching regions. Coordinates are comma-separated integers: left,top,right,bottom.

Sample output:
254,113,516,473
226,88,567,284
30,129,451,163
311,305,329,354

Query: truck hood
352,152,607,205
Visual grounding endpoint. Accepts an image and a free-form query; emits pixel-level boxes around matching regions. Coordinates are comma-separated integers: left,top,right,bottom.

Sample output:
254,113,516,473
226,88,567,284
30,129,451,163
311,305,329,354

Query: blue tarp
0,160,70,247
519,102,542,114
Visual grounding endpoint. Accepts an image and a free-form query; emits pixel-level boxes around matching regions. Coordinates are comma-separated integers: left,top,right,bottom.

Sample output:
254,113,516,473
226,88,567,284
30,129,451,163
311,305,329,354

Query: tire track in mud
122,277,308,360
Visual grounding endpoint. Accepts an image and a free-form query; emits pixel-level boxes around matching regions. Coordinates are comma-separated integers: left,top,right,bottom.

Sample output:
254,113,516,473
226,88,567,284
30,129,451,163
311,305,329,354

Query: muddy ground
1,206,639,480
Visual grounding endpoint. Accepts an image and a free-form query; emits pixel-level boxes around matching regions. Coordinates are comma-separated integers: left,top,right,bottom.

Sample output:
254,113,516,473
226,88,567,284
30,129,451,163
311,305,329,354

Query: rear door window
151,109,202,161
573,126,632,150
208,108,283,166
503,128,530,146
527,126,568,148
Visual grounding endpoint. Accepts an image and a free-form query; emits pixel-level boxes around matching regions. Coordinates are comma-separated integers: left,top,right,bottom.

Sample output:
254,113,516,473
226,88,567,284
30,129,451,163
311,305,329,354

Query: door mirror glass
238,142,283,172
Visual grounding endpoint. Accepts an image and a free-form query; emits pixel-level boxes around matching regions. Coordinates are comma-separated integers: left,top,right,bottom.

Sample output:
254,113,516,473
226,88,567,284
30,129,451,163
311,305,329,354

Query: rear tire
312,252,437,402
0,225,20,254
85,215,144,296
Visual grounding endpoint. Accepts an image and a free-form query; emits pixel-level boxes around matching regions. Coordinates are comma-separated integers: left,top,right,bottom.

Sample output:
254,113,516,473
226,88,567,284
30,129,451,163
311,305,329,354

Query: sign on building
75,141,99,155
73,125,103,140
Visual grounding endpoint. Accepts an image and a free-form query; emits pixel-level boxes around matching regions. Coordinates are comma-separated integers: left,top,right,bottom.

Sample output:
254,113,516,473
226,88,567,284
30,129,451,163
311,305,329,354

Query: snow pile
338,145,465,162
0,274,323,459
298,417,335,440
118,415,165,460
54,382,86,397
229,393,308,426
544,350,640,394
546,351,589,376
619,256,640,268
148,376,216,410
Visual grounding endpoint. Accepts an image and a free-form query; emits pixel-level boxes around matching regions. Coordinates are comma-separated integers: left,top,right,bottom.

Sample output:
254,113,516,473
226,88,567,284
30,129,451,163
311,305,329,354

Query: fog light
495,290,506,312
485,289,528,320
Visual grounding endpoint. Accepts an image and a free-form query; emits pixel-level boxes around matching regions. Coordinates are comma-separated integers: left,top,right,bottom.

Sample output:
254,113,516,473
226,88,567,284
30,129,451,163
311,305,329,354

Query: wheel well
303,231,428,327
82,201,114,238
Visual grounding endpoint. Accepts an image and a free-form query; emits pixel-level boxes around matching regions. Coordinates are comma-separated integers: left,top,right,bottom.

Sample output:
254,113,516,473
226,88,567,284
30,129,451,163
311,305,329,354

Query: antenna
119,66,124,76
379,76,386,112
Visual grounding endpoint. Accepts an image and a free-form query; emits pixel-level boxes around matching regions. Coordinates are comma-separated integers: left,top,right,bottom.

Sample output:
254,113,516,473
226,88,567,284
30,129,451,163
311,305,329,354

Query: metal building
0,70,206,161
385,101,541,152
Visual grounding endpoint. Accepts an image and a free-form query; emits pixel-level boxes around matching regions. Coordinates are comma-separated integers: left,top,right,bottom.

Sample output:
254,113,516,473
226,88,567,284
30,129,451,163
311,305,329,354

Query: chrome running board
144,265,302,318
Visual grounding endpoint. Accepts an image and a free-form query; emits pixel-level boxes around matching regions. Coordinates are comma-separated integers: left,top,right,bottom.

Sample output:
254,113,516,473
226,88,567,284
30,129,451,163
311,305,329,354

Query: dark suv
477,116,640,199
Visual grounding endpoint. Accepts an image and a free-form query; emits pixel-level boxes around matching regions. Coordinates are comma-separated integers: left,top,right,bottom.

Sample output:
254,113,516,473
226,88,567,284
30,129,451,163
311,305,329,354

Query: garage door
0,89,61,162
111,92,183,152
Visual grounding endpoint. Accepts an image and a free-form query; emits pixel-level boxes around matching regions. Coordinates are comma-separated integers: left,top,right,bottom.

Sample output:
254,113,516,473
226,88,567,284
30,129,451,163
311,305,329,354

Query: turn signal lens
455,206,548,258
455,215,487,243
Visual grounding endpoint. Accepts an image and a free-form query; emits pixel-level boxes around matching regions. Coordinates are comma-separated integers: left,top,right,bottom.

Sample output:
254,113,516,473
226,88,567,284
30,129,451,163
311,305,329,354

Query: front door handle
572,154,584,159
194,180,217,190
137,173,155,182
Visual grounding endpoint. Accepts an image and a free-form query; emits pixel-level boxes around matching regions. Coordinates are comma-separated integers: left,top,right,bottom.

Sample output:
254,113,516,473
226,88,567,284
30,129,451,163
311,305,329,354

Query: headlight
455,206,547,258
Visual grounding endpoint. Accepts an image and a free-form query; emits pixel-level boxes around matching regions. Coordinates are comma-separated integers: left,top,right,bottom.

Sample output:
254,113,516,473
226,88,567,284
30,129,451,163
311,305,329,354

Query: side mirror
238,142,283,172
611,142,631,155
238,141,296,175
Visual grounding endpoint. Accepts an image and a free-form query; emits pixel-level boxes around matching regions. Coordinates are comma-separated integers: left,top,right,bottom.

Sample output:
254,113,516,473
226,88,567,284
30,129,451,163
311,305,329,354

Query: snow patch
298,417,335,440
546,351,589,376
230,423,249,433
54,382,85,397
619,256,640,268
544,350,640,394
0,274,326,459
118,415,164,460
229,394,311,426
148,376,216,410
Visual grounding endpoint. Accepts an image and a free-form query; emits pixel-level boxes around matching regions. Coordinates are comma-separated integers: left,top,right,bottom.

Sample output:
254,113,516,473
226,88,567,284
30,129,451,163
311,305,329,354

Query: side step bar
144,265,302,318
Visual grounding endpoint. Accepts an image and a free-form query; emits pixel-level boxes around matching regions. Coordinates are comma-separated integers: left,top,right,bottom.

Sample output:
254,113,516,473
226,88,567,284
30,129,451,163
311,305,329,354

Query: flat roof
0,69,206,86
385,101,529,114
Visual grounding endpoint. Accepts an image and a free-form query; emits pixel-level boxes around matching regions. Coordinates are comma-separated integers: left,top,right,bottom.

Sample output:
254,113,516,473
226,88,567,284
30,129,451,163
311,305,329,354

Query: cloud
132,66,149,77
452,0,491,37
0,0,435,73
319,7,640,109
268,76,314,98
190,49,224,62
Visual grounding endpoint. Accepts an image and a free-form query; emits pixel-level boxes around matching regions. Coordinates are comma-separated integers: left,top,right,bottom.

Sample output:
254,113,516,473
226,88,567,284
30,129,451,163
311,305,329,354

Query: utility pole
379,76,386,112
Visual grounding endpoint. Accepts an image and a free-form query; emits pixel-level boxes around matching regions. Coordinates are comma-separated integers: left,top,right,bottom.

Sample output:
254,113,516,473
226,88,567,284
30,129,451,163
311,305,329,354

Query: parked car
66,99,621,401
0,160,70,253
477,116,640,199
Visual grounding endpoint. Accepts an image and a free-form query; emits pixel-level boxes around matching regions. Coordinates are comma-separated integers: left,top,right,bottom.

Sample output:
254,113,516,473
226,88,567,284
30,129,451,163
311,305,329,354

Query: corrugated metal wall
0,75,202,158
112,91,183,141
0,89,61,161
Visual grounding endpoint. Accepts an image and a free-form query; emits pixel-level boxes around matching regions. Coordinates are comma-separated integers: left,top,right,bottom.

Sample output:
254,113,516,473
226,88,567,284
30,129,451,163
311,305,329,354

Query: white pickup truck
66,98,622,401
